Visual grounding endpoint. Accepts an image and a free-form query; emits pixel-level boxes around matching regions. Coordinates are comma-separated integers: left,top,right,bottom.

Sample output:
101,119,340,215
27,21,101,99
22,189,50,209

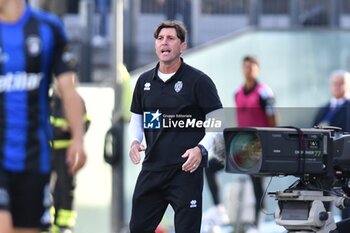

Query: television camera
223,126,350,233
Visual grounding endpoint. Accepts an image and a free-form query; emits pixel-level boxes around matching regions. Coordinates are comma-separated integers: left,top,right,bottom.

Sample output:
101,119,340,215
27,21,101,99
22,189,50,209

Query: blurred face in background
242,60,259,82
331,75,346,99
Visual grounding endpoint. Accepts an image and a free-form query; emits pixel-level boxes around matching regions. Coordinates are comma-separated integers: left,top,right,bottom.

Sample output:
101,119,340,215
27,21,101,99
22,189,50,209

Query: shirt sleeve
195,75,223,114
128,113,144,143
51,19,78,76
258,84,276,116
198,108,225,150
130,77,144,114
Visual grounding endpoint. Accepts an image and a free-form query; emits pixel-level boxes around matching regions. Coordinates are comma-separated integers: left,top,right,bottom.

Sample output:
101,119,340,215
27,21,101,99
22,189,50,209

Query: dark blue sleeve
50,17,78,76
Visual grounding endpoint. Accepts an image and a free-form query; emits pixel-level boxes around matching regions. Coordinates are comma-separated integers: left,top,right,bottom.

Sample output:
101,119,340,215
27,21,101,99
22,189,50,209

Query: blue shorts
0,167,51,229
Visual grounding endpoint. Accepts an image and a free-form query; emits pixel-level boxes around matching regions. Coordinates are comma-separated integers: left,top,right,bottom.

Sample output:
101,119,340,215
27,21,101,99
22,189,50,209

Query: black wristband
197,144,208,157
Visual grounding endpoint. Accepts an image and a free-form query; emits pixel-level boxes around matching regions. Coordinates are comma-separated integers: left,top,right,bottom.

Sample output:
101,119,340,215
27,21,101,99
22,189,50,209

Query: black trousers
129,166,203,233
337,218,350,233
51,148,76,223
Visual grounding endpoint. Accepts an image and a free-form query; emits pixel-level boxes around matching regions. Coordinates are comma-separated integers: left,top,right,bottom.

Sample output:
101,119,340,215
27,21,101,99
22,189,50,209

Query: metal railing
141,0,350,16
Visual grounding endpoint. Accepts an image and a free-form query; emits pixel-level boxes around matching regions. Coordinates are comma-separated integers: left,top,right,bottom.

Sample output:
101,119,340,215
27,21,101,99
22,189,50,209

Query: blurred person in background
313,69,350,220
128,20,223,233
313,70,350,133
0,1,87,233
37,0,67,18
49,85,90,233
205,55,277,229
157,0,192,48
93,0,111,47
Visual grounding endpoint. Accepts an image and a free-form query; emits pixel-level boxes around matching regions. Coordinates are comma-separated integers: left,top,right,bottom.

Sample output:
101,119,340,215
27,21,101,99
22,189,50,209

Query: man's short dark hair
154,20,187,43
243,55,259,67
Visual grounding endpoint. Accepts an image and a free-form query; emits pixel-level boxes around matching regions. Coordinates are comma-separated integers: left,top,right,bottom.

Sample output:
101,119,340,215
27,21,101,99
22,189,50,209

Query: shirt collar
330,97,346,108
152,58,184,80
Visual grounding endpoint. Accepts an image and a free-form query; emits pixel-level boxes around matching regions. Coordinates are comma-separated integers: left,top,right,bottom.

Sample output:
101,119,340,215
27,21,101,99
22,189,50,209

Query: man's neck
158,58,182,74
0,0,25,23
244,79,257,90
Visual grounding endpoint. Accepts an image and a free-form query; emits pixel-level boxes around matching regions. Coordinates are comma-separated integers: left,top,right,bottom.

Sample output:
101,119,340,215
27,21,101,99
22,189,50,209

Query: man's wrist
130,140,140,148
197,144,208,157
71,136,84,145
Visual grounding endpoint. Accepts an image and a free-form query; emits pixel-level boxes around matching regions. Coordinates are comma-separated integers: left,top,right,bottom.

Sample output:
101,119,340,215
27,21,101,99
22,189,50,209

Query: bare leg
0,210,40,233
0,210,13,233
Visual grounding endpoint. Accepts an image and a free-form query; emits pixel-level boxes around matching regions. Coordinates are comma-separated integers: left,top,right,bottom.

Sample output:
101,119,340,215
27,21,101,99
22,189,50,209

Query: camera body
223,126,350,233
223,127,350,179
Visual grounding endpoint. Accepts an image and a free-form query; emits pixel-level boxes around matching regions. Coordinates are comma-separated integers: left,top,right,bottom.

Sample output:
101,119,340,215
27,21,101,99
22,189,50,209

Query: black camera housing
223,127,350,178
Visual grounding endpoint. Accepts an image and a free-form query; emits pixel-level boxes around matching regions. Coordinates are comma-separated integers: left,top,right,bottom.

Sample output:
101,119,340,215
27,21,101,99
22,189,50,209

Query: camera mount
270,187,345,233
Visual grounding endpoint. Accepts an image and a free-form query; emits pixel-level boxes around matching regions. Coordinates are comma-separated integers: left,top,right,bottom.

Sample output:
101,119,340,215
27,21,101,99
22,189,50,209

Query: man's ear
180,42,187,53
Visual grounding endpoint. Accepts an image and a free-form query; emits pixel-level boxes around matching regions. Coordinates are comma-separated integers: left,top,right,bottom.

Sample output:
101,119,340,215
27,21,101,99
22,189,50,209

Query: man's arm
128,113,145,164
182,108,224,172
259,85,278,127
267,114,277,127
55,71,87,175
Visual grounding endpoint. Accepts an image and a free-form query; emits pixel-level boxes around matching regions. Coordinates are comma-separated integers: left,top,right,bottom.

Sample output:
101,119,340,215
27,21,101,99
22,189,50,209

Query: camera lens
229,132,262,170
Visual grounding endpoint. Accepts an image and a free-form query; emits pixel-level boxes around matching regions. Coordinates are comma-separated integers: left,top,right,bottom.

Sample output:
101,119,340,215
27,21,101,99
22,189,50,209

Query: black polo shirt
131,59,222,171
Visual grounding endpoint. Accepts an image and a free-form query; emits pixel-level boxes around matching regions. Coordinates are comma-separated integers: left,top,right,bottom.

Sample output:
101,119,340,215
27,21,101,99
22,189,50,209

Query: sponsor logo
143,109,222,130
163,117,222,129
26,35,41,56
190,200,197,208
62,45,78,68
144,82,151,91
174,81,183,93
144,109,162,129
0,72,43,92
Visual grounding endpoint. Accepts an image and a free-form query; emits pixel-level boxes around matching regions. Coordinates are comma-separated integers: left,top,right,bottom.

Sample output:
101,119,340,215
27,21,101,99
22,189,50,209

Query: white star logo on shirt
151,109,162,122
